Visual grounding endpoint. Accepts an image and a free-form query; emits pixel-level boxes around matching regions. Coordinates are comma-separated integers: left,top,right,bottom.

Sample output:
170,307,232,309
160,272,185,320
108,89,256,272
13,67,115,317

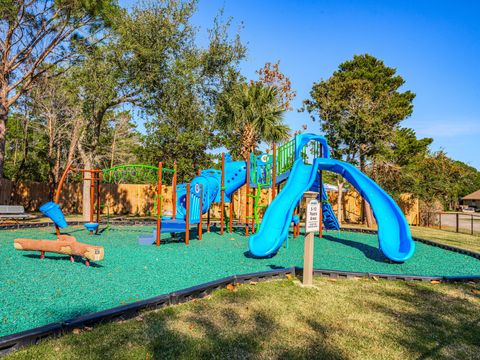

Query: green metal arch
102,164,174,184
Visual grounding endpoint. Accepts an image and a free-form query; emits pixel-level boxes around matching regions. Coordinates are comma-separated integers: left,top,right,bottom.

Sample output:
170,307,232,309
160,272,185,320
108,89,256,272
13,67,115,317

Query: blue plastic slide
249,159,319,257
249,158,415,262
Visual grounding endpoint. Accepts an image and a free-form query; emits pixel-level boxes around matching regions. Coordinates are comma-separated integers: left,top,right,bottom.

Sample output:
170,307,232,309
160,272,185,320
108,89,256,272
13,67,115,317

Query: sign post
303,194,320,286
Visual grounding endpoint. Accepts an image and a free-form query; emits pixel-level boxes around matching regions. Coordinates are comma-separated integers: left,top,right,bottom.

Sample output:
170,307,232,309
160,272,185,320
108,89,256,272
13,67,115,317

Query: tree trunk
241,123,256,161
336,178,344,224
0,102,8,179
359,146,375,228
9,112,29,204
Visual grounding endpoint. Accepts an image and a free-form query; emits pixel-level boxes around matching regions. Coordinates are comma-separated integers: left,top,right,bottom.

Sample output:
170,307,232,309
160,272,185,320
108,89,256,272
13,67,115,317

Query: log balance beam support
14,235,104,267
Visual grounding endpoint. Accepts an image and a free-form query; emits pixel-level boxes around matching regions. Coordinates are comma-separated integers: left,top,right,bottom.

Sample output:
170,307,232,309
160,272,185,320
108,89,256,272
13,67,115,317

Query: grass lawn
6,277,480,360
342,223,480,253
410,226,480,253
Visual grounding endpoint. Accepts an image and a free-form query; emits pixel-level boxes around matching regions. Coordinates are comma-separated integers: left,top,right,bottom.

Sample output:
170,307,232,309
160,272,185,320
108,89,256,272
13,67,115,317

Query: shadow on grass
367,283,480,359
56,290,346,360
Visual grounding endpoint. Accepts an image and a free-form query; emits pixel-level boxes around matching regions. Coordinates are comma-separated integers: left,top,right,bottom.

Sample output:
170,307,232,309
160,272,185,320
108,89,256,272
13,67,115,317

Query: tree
304,54,415,225
28,71,82,196
256,61,296,111
0,0,118,178
415,152,480,210
374,127,433,200
138,6,246,181
104,112,140,169
217,82,290,160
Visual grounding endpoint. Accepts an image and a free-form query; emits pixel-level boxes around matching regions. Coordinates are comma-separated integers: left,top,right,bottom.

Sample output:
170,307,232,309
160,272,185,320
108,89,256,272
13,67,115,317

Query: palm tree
217,82,290,160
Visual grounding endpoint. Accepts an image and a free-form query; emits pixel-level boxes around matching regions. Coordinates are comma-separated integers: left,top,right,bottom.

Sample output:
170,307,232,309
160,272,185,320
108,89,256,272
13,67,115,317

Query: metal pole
319,146,323,238
439,213,441,230
96,169,101,234
245,155,250,236
185,183,190,245
472,214,474,235
220,153,225,235
272,143,277,200
89,171,94,226
156,162,162,246
198,184,203,240
456,212,459,233
54,161,74,237
207,209,211,232
229,194,233,233
172,161,177,220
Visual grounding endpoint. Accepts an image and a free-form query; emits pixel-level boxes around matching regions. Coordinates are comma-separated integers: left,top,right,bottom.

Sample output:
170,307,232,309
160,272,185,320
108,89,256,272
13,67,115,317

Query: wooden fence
0,178,419,225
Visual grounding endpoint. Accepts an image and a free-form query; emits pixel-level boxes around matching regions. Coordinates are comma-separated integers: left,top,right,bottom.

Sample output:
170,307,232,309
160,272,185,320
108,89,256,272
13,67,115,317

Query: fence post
456,213,459,233
472,214,474,235
439,213,441,230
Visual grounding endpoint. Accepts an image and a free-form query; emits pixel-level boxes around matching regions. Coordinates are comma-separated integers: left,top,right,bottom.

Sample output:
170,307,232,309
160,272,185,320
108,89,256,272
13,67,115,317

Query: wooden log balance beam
14,235,104,267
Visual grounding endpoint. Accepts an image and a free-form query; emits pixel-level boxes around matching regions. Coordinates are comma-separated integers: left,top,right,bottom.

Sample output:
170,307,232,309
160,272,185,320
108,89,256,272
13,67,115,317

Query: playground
1,133,480,355
1,224,480,337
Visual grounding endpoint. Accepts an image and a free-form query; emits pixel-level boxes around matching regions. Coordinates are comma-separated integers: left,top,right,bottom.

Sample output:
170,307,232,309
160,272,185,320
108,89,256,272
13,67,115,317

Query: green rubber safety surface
0,225,479,337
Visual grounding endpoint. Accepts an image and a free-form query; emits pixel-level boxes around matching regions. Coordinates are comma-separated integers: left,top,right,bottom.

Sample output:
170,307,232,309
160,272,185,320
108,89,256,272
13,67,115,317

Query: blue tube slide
249,158,415,262
174,158,247,223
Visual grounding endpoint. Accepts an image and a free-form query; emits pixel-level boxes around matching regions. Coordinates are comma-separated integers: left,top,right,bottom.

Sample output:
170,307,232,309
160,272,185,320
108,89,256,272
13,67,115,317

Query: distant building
462,190,480,209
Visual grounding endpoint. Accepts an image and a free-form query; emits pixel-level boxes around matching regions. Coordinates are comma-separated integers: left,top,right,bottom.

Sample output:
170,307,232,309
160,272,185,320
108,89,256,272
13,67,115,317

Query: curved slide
249,159,319,257
249,158,415,262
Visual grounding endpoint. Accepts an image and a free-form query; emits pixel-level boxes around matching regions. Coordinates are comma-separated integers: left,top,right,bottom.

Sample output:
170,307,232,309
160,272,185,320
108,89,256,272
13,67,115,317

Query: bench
0,205,36,224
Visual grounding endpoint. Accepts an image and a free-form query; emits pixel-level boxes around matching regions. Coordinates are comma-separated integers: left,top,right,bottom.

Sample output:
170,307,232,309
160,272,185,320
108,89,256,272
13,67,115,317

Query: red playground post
54,161,74,237
172,161,177,220
319,147,323,238
220,153,225,235
156,162,162,246
245,155,250,236
185,183,191,245
95,168,101,234
229,196,233,233
198,184,203,240
272,143,277,200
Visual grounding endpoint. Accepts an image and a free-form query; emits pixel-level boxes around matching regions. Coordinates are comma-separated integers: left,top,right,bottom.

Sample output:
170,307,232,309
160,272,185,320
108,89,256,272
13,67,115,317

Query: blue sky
121,0,480,169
